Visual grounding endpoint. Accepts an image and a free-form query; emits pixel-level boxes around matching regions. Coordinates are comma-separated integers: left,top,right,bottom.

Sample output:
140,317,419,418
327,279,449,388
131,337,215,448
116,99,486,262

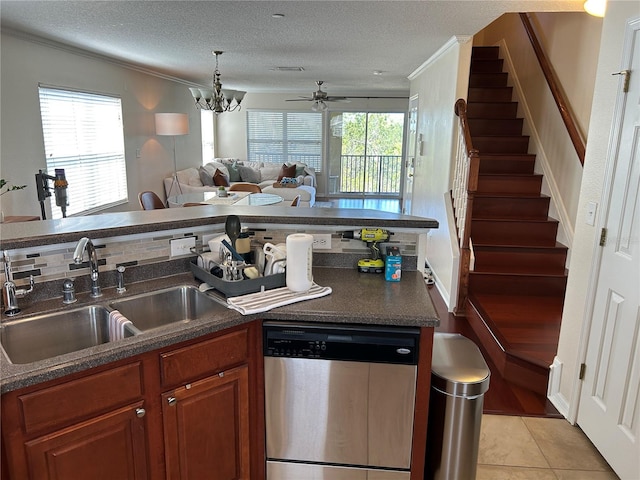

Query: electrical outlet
170,237,196,258
312,234,332,250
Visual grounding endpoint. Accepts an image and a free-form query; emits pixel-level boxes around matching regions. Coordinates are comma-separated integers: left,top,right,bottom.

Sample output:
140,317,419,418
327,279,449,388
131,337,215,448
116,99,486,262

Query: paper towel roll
286,233,313,292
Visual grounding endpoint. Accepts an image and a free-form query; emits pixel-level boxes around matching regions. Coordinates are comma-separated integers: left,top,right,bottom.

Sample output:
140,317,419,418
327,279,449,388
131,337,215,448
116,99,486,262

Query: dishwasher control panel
263,321,419,365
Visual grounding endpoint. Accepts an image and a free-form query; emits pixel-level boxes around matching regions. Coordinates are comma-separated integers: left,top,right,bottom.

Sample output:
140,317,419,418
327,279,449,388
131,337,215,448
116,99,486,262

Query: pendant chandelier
189,51,246,114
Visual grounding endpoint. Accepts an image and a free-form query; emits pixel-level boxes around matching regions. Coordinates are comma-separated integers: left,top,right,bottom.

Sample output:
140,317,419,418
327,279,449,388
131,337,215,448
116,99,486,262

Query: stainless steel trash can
425,333,490,480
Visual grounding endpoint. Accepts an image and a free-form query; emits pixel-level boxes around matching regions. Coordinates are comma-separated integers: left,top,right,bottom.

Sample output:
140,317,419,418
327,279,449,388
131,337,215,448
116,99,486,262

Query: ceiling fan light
312,100,327,112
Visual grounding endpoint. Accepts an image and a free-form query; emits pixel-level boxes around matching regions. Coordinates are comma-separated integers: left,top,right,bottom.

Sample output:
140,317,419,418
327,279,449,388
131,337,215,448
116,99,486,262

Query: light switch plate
170,237,196,258
585,201,598,226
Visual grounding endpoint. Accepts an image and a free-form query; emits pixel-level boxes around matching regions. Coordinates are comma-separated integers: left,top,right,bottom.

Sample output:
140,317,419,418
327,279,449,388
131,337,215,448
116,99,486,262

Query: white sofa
164,159,316,207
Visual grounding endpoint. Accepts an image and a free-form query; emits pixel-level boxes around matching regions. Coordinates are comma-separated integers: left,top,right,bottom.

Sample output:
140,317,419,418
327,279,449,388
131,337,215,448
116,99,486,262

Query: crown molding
408,35,472,81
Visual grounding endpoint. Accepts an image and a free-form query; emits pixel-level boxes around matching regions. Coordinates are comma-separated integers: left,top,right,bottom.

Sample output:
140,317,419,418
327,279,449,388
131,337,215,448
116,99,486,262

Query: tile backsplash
2,224,421,289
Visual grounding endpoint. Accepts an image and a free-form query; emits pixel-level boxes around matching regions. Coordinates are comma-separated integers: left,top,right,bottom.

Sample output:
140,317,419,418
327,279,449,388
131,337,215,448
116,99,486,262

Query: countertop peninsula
1,267,439,393
0,205,438,250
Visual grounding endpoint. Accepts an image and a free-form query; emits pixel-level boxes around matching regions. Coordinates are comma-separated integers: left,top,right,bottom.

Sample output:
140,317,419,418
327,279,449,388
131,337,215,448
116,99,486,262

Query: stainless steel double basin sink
0,285,227,365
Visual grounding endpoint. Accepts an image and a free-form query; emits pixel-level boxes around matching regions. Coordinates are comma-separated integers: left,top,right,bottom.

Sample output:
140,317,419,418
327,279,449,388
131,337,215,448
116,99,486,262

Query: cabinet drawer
19,362,144,434
160,328,249,388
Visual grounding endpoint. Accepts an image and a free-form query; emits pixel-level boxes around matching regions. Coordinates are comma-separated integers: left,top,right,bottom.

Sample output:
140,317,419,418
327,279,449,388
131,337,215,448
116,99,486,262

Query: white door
577,18,640,480
402,96,418,215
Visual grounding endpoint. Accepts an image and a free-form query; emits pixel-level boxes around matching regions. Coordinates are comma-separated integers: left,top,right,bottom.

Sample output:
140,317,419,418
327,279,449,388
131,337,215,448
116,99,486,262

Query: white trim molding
548,356,571,419
409,35,472,81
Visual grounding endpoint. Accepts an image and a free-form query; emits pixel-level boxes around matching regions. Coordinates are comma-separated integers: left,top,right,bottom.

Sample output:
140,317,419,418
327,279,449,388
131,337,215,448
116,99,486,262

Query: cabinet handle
135,408,146,418
167,396,177,406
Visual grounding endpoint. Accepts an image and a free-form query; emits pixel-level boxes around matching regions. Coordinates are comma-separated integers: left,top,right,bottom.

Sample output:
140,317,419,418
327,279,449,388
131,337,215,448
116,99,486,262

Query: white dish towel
109,310,133,341
227,283,332,315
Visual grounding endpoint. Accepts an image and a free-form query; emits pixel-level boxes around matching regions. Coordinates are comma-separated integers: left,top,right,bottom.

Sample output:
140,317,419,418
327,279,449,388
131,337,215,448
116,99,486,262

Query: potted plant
0,179,27,196
0,178,27,223
217,185,228,197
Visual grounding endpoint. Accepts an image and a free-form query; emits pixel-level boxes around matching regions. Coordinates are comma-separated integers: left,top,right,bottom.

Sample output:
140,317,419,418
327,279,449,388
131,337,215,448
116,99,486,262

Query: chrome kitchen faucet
2,250,34,316
73,237,102,298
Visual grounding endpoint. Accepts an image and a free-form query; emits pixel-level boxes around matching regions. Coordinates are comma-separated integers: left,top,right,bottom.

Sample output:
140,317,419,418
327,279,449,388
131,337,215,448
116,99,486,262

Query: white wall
215,94,409,197
473,13,601,247
0,32,202,217
552,1,639,417
407,37,473,308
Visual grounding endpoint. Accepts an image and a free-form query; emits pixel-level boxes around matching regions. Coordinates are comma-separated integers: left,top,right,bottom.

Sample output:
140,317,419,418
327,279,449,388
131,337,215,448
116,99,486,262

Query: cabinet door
24,401,148,480
162,365,250,480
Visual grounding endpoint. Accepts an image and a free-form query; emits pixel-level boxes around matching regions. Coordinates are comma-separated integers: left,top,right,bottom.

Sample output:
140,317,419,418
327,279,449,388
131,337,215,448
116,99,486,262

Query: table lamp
155,113,189,199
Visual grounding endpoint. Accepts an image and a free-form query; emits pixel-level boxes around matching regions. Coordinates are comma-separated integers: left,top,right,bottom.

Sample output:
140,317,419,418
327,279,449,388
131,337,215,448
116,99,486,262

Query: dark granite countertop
0,205,438,250
0,267,438,393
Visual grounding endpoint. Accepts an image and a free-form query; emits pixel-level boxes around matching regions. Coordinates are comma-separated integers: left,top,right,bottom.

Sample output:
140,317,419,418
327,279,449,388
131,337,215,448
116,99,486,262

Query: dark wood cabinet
1,362,149,480
162,365,250,480
1,322,262,480
25,401,148,480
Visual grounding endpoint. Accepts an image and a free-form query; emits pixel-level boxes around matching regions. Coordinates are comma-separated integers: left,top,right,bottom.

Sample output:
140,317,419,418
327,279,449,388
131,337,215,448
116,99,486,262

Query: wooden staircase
464,46,566,396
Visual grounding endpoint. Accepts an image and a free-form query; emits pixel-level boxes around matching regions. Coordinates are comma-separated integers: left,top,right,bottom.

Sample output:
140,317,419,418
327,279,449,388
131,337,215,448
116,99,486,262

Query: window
38,86,127,218
201,109,215,165
247,111,322,171
327,111,405,196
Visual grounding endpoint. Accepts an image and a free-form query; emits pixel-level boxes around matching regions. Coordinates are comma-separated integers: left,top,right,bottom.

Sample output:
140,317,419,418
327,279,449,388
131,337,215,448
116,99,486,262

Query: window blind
38,86,127,218
247,111,322,171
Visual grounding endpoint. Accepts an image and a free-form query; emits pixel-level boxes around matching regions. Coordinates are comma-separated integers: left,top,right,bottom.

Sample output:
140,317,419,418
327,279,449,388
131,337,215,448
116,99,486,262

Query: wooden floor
319,197,401,213
428,284,562,418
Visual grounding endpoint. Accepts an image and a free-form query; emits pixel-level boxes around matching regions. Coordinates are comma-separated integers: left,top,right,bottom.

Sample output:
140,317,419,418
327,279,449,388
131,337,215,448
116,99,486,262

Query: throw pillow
227,162,242,182
213,169,230,187
289,163,307,178
203,161,229,179
238,165,261,184
278,163,297,181
198,166,215,186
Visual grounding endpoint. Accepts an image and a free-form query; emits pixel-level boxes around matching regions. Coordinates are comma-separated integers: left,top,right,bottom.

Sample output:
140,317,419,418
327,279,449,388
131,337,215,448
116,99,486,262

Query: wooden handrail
519,12,586,165
453,99,480,315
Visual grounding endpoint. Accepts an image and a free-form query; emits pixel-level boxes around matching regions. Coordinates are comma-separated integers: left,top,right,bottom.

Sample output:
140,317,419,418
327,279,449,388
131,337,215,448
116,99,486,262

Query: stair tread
475,192,549,198
472,134,531,139
474,242,568,251
469,293,562,368
479,153,536,159
473,216,559,224
479,173,542,177
471,268,568,277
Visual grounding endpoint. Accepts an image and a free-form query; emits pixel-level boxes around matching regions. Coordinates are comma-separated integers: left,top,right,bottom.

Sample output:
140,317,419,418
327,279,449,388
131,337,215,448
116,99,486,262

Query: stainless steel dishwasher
263,321,420,480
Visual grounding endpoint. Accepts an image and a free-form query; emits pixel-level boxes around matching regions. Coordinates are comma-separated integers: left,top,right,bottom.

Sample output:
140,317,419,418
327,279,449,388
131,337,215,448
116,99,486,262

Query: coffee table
167,191,283,207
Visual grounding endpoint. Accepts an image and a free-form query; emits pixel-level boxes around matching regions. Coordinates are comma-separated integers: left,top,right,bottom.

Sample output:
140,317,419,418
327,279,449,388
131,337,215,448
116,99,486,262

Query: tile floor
478,415,620,479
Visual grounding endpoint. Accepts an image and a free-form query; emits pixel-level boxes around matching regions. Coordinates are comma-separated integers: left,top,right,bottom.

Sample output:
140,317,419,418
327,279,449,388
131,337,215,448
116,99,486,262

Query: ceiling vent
272,66,305,72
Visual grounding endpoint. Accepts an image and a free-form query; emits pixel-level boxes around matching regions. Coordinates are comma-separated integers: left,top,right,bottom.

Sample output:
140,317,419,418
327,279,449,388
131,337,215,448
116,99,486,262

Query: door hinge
612,70,631,93
579,363,586,380
599,228,607,246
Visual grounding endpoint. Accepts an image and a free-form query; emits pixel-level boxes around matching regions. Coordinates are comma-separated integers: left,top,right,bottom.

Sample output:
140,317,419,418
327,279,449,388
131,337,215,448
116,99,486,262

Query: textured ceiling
1,0,584,97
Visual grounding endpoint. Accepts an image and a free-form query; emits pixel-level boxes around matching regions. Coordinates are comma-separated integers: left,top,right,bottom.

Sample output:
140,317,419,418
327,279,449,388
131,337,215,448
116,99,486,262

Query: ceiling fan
286,81,350,111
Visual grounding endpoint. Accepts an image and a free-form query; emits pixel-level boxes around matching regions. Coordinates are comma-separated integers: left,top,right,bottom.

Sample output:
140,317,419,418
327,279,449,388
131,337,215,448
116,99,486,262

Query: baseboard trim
548,356,570,419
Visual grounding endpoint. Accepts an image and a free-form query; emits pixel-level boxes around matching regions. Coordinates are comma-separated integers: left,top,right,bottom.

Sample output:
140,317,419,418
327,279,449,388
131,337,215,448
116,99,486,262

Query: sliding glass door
327,112,405,197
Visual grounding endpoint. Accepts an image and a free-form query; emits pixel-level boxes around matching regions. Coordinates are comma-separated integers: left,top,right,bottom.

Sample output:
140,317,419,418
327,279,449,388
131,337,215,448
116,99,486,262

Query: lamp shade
155,113,189,136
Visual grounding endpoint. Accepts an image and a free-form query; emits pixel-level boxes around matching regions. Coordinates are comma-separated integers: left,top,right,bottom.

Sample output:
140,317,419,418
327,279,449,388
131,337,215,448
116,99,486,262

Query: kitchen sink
0,305,121,364
109,285,226,332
